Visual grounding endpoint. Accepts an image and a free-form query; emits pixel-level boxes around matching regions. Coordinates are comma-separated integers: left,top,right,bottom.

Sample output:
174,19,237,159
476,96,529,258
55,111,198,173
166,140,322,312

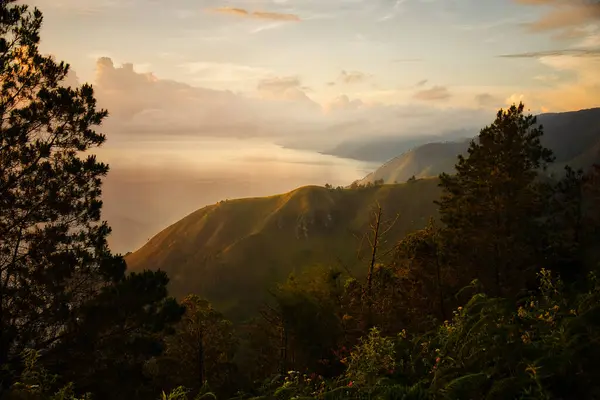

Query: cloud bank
81,57,498,151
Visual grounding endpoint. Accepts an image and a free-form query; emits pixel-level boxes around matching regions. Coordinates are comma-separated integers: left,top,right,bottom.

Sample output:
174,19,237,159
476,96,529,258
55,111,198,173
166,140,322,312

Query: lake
95,136,379,254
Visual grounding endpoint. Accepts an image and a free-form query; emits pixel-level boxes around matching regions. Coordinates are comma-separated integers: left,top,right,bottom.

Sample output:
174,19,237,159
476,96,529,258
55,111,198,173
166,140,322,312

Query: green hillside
359,107,600,185
125,178,442,321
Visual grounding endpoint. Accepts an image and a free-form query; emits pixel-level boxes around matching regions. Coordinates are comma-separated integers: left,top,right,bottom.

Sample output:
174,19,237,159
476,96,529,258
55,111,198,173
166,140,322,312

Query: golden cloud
210,7,300,21
514,0,600,33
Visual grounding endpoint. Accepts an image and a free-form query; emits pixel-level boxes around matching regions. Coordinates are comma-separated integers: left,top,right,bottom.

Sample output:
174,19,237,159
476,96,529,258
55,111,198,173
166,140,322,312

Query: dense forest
2,2,600,399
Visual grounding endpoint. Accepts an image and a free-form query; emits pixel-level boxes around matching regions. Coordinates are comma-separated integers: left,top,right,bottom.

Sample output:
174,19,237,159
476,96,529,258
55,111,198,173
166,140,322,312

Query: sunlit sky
29,0,600,113
19,0,600,253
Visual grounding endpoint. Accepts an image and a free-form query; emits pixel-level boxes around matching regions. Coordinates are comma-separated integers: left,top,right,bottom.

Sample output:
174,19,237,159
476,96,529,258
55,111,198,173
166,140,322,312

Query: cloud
339,70,369,84
82,57,496,152
499,48,600,58
209,6,301,21
253,11,301,21
256,76,318,105
413,86,451,101
475,93,503,108
325,95,365,112
179,61,272,84
251,22,287,34
514,0,600,35
258,76,301,92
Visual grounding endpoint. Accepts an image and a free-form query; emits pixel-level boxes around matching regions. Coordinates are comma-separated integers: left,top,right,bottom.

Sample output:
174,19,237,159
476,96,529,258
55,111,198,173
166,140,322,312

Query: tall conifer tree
437,103,555,296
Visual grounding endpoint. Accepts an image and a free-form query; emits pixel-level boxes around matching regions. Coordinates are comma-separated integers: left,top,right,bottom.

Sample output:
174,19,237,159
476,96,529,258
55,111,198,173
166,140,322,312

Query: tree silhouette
0,2,182,397
437,103,555,297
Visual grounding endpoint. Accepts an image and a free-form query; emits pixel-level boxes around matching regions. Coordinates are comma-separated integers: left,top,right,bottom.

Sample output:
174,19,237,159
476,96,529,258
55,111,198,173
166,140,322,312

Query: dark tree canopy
437,103,555,297
0,2,182,398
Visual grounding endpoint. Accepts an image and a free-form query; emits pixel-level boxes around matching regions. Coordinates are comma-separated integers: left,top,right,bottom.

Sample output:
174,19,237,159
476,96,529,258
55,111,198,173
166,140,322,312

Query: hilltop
358,107,600,185
125,179,442,322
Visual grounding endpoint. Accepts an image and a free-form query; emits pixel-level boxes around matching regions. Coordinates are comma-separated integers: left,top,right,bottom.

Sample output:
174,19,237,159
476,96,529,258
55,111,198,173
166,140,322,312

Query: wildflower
570,309,577,315
435,357,441,363
348,381,354,387
457,306,463,311
552,305,560,312
388,369,395,374
517,306,527,318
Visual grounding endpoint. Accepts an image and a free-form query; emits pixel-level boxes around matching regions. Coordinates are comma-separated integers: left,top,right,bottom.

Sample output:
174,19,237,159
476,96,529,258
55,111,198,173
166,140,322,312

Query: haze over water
97,136,378,254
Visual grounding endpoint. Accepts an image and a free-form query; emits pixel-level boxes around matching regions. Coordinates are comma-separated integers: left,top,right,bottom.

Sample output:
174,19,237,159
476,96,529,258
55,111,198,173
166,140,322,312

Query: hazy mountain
125,179,442,322
322,129,473,163
358,107,600,185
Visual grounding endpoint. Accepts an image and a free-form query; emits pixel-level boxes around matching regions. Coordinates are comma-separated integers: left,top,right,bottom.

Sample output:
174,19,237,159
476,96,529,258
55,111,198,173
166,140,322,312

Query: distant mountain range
125,106,600,322
321,129,473,163
357,107,600,186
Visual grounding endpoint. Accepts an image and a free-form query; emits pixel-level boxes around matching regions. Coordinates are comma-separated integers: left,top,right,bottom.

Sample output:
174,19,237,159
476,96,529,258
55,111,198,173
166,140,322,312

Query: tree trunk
364,205,382,331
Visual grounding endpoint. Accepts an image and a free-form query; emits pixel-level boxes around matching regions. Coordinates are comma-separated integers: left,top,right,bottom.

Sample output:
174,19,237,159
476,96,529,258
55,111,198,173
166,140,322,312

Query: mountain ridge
357,107,600,185
125,180,442,321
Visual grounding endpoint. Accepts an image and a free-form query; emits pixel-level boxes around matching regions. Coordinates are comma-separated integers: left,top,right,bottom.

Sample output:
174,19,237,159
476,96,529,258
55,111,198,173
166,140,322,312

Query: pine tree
151,295,238,399
0,2,182,397
437,103,555,297
395,218,448,322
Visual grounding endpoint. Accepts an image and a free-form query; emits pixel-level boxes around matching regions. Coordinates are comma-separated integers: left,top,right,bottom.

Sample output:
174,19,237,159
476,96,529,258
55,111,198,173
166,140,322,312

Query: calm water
94,136,379,253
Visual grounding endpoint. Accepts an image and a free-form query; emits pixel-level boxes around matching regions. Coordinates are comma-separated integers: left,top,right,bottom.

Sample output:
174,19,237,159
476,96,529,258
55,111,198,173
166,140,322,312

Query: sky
28,0,600,116
17,0,600,252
